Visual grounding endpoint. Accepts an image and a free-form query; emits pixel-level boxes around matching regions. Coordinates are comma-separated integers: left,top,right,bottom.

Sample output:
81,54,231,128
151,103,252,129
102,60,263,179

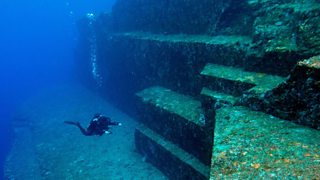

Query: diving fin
64,121,80,126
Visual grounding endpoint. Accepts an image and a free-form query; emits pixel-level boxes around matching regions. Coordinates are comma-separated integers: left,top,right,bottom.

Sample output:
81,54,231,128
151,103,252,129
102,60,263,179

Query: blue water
0,0,115,178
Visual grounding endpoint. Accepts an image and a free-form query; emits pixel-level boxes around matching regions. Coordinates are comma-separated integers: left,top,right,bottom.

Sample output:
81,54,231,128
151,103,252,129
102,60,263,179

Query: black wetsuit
65,114,121,136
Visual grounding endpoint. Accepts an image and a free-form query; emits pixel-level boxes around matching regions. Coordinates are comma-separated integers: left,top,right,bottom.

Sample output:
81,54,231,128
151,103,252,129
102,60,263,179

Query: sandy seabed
4,83,167,180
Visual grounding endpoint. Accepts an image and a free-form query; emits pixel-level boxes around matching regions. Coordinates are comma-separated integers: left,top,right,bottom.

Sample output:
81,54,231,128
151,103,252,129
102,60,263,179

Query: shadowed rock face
111,0,230,35
246,56,320,130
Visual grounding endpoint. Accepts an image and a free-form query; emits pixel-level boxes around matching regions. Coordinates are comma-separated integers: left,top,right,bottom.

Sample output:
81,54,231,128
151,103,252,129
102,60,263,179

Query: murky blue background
0,0,116,178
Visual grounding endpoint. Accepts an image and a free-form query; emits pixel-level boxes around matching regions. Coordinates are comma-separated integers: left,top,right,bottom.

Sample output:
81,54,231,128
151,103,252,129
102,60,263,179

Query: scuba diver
64,113,122,136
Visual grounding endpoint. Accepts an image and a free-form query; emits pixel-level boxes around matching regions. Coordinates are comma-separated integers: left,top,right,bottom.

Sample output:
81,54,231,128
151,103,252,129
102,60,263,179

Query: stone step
98,32,255,109
210,106,320,179
111,32,252,68
135,124,210,180
115,32,252,47
201,63,285,95
200,87,239,106
135,86,214,165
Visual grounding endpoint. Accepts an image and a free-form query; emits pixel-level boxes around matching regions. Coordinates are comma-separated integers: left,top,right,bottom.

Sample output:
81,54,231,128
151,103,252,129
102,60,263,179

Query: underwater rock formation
263,56,319,129
75,0,320,127
76,0,320,178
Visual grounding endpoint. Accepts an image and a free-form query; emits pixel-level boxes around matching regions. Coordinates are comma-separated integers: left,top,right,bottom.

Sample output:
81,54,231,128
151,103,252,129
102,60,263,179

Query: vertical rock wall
111,0,229,34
